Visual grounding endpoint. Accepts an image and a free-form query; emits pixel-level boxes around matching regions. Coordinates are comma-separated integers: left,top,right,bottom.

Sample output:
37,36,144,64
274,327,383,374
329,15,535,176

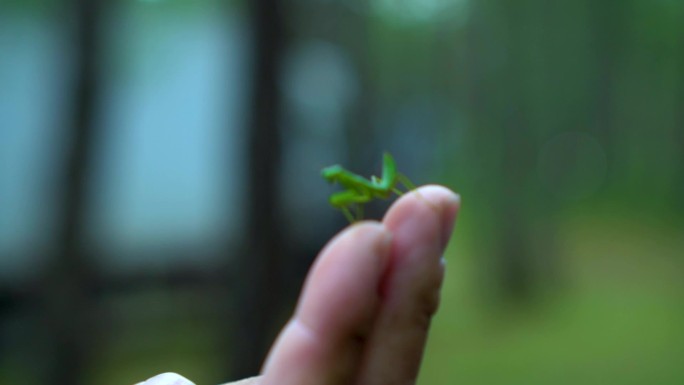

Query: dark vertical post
231,0,286,378
40,0,103,384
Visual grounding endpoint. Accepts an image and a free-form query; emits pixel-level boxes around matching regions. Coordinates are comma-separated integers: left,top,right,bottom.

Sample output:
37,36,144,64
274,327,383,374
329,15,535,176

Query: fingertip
358,221,393,268
415,184,460,211
384,185,460,250
331,221,393,271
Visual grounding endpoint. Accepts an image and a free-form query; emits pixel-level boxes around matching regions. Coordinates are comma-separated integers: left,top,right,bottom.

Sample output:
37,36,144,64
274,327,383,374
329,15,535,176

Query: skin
322,153,414,222
136,185,460,385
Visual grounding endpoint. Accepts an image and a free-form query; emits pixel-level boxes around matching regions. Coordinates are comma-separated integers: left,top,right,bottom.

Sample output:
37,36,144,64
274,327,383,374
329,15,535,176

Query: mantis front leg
328,188,372,222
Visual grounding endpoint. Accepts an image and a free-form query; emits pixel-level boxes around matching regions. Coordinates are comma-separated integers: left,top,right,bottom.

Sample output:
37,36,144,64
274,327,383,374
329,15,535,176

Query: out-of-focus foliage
1,0,683,384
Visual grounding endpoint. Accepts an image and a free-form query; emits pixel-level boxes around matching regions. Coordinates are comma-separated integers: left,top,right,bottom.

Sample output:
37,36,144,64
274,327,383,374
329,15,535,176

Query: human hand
136,185,460,385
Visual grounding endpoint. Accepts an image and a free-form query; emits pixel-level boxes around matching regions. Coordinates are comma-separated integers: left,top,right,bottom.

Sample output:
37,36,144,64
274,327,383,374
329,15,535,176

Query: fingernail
440,193,460,251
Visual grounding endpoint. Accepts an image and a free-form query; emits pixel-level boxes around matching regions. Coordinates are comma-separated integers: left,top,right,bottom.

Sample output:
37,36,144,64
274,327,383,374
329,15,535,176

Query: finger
261,222,392,385
356,185,460,385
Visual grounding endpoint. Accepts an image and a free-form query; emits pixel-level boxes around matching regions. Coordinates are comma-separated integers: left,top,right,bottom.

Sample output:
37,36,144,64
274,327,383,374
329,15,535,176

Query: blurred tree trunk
590,0,627,182
463,0,502,300
493,0,526,300
465,0,565,302
472,0,538,301
39,0,104,384
230,0,286,378
675,19,684,218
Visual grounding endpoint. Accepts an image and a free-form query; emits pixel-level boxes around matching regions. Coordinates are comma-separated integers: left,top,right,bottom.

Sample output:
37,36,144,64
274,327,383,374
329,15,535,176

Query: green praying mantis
321,152,417,222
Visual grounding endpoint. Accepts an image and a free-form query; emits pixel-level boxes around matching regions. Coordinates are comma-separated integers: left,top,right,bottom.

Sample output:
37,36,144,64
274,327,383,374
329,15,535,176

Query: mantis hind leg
340,203,364,223
353,203,364,220
340,206,356,223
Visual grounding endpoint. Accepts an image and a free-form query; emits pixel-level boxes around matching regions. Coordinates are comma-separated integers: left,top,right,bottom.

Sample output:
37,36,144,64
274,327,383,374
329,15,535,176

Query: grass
419,213,684,384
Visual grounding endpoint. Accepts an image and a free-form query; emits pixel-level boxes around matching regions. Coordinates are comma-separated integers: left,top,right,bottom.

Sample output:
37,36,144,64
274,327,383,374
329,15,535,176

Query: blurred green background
1,0,683,384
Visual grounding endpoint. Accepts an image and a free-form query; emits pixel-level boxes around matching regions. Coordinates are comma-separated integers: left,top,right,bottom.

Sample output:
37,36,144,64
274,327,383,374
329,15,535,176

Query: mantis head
321,165,345,184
